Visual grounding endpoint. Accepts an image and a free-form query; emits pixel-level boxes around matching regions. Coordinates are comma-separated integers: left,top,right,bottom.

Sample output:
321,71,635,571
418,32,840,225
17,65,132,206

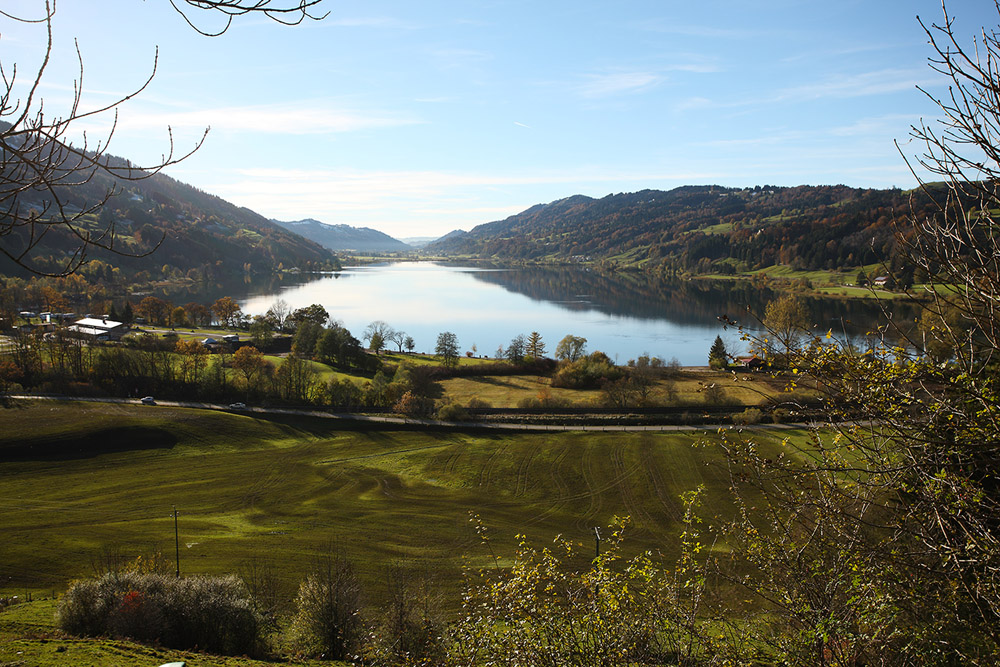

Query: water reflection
237,262,916,365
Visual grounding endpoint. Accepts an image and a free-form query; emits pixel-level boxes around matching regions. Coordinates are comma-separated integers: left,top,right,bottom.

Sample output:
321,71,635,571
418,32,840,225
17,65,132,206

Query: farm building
67,318,129,341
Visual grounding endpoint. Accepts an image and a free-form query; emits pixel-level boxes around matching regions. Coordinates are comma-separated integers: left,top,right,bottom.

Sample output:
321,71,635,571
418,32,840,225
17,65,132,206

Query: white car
228,402,246,410
140,396,156,405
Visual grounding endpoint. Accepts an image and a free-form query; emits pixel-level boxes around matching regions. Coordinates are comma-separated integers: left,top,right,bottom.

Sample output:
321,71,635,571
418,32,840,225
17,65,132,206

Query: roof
73,317,125,330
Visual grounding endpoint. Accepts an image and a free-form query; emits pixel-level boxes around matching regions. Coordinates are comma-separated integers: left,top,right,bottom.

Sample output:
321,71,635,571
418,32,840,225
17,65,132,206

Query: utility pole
173,506,180,577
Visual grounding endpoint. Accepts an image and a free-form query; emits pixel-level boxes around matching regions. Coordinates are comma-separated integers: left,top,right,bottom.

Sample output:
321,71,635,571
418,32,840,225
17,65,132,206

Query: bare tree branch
170,0,327,36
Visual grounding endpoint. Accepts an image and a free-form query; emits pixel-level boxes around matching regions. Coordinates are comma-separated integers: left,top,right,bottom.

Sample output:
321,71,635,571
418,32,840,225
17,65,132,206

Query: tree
761,294,808,358
175,338,209,385
364,320,394,354
212,296,242,328
387,328,408,353
555,334,587,362
708,335,728,369
248,316,274,351
404,335,415,353
0,1,324,276
264,299,291,331
136,296,170,326
289,304,329,328
231,345,266,398
169,306,188,329
525,331,546,360
505,334,526,363
435,331,460,368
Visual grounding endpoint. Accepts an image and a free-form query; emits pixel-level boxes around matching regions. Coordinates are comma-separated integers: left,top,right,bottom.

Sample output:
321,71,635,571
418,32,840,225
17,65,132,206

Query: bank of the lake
238,262,918,365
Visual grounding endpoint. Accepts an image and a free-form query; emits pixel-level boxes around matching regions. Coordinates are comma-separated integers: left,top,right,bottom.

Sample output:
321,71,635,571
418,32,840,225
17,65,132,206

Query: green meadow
0,400,804,610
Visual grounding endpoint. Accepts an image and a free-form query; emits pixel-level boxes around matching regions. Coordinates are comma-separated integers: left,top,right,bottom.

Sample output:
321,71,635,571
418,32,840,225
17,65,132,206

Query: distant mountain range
271,219,413,252
426,184,943,273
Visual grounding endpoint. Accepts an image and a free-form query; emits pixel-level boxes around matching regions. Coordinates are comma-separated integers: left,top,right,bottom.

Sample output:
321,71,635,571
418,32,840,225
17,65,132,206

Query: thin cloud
776,68,935,101
74,102,424,135
577,71,661,98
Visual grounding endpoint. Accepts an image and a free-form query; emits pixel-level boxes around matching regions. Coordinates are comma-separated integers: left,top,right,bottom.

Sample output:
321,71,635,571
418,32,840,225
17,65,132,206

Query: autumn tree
136,296,171,326
555,334,587,362
212,296,242,328
176,339,209,385
231,345,267,399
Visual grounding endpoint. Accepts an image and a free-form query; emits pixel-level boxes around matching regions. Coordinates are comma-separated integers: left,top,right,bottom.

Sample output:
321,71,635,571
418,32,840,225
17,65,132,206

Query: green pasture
439,369,803,408
0,401,807,611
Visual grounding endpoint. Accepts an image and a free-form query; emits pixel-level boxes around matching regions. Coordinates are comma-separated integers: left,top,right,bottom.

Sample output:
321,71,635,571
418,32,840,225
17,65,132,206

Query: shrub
551,352,622,389
290,552,364,660
57,572,263,656
732,407,763,425
436,402,470,422
393,390,434,417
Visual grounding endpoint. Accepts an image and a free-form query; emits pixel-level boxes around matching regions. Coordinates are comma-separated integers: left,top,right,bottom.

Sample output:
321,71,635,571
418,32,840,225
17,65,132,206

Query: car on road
140,396,156,405
228,402,246,410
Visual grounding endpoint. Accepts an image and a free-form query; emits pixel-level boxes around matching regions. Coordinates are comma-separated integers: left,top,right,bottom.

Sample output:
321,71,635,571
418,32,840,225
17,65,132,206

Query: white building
68,317,129,341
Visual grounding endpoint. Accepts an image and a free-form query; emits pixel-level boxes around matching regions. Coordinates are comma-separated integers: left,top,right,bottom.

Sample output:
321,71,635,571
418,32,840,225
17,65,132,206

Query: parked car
140,396,156,405
228,402,246,410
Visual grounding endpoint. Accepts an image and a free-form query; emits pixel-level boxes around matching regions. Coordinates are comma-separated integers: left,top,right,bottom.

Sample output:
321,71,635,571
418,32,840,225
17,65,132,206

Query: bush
551,352,622,389
436,402,470,422
57,572,263,656
290,553,364,660
732,407,763,425
393,390,434,417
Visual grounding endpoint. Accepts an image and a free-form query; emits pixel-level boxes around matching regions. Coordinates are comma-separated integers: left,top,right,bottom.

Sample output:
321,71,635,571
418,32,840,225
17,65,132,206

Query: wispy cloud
74,101,423,135
776,68,933,101
576,71,662,98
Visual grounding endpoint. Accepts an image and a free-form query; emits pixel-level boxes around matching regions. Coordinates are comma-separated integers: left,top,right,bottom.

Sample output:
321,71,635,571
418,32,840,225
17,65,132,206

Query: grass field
0,401,804,612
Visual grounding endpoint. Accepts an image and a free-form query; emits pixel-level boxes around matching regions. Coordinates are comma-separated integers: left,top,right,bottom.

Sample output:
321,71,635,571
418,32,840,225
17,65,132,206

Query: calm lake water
239,262,911,365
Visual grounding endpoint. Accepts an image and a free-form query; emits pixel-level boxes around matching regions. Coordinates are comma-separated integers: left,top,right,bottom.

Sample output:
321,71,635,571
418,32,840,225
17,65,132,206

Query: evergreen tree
708,335,728,369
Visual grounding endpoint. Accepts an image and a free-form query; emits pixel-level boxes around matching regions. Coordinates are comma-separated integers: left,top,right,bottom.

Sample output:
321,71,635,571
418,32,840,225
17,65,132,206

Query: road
7,394,806,433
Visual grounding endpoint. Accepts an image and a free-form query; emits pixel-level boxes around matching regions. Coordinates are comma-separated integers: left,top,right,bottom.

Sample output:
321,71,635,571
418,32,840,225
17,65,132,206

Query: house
872,276,890,287
67,317,129,341
737,356,764,371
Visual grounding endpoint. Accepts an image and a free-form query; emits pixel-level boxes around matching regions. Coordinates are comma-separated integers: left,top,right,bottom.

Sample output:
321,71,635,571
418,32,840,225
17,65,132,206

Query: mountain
426,185,938,273
271,219,412,252
398,236,439,249
0,155,340,280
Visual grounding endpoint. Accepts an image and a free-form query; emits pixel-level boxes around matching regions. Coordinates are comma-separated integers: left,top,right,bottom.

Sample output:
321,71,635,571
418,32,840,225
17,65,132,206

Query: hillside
271,218,412,252
0,155,340,280
427,185,937,273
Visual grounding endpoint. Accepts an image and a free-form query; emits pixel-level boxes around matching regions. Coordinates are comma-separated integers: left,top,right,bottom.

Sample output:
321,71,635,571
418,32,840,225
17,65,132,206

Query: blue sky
3,0,995,239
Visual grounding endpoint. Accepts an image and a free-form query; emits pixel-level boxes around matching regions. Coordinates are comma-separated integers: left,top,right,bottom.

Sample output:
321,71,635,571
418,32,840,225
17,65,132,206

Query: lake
239,262,912,365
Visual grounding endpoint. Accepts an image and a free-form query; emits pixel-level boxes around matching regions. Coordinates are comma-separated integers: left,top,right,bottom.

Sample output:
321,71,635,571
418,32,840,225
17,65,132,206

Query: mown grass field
0,401,805,609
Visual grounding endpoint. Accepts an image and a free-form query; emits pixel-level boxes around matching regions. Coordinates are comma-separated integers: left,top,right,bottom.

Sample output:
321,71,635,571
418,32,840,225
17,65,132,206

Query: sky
2,0,996,239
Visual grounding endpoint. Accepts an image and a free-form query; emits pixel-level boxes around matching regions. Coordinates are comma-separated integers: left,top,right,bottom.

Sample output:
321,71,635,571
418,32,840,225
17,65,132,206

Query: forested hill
427,185,935,272
271,218,412,252
0,156,339,280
